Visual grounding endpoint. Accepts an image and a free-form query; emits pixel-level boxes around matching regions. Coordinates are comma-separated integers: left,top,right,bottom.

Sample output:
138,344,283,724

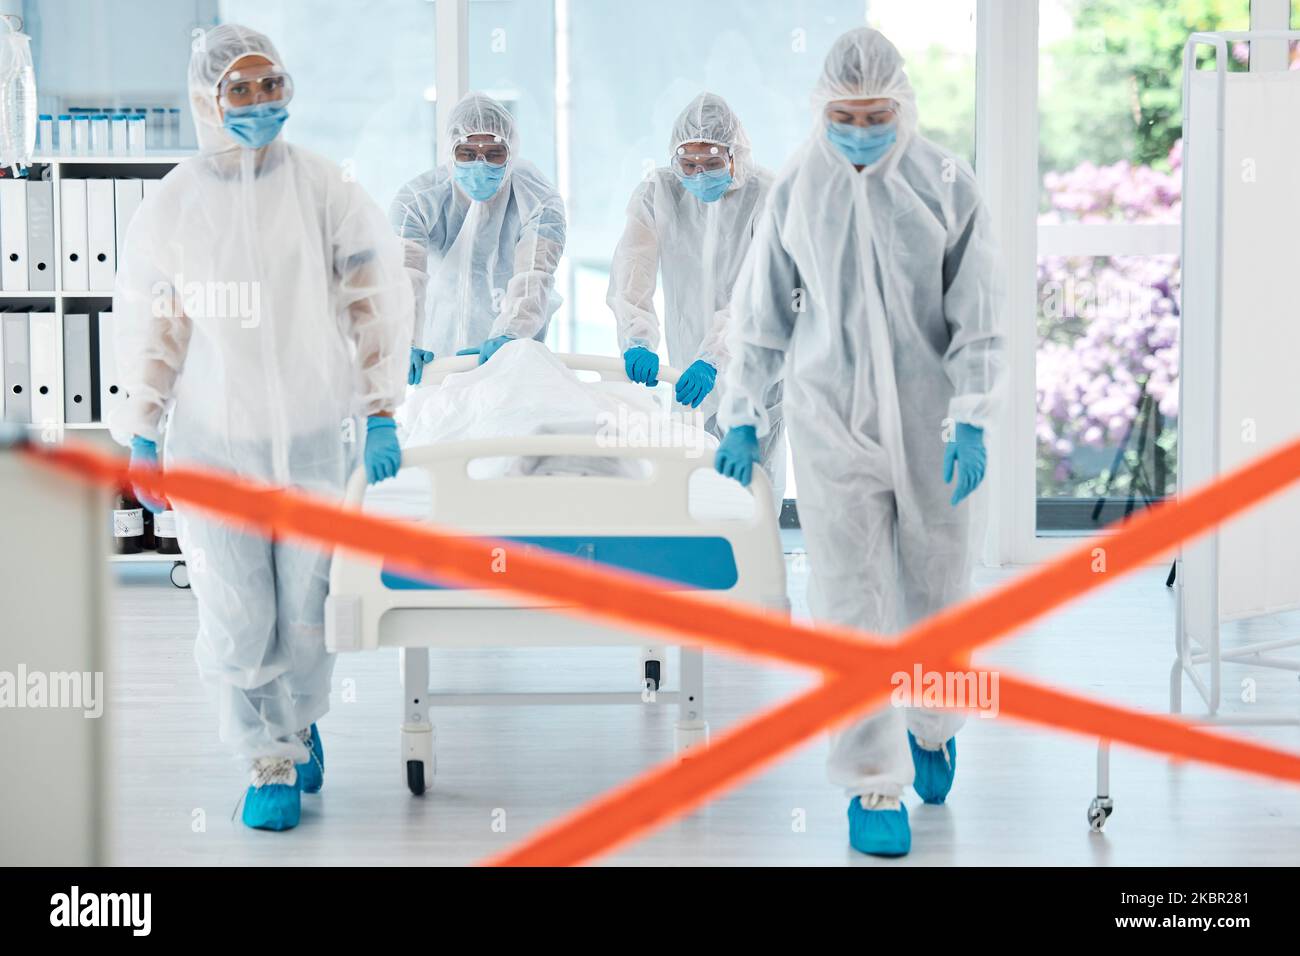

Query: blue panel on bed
380,535,739,591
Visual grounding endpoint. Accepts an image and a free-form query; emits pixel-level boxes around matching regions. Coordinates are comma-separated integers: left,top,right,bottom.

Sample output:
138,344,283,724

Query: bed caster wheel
169,561,190,589
401,726,435,797
1087,796,1113,832
674,721,709,756
406,760,427,795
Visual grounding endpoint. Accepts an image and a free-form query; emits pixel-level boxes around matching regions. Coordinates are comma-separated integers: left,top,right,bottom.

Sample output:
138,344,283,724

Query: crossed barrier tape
18,434,1300,867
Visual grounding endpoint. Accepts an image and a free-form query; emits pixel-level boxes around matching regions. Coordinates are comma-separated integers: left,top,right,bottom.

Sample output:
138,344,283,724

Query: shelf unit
9,153,193,572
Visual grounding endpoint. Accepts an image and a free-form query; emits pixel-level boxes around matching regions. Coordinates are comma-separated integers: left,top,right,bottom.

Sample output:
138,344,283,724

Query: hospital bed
324,354,788,795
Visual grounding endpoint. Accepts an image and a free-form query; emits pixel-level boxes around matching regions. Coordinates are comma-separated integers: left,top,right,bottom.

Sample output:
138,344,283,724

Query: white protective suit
719,29,1003,799
110,24,411,762
391,92,567,361
608,92,786,505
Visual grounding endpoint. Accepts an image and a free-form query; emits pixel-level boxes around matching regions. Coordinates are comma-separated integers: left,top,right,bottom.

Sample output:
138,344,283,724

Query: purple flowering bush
1036,141,1183,498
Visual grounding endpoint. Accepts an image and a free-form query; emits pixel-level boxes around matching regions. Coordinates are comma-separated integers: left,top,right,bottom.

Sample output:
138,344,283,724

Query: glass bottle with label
140,507,156,552
154,502,181,555
112,488,145,555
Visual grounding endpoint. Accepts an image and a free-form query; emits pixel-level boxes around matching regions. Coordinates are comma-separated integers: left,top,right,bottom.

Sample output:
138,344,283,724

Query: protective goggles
217,66,294,110
673,142,731,175
824,100,899,127
453,138,510,166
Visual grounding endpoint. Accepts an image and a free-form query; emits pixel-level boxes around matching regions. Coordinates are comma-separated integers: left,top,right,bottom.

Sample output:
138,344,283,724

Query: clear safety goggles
673,142,731,175
453,138,510,166
825,100,899,127
217,66,294,110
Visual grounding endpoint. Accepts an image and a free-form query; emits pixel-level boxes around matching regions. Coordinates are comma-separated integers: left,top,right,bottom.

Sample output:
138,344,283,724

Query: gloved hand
408,347,434,386
623,346,659,387
364,416,401,484
456,334,514,365
129,435,167,513
674,359,717,409
943,422,987,506
715,425,760,487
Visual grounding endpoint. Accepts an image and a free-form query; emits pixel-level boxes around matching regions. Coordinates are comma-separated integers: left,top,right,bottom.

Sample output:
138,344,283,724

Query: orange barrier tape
18,435,1300,867
484,434,1300,866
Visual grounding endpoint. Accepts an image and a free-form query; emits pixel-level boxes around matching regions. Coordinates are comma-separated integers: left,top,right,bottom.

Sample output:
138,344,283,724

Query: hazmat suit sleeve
606,178,661,353
334,177,413,417
718,203,799,436
695,305,731,370
108,206,193,445
489,188,566,342
389,176,443,348
941,188,1003,429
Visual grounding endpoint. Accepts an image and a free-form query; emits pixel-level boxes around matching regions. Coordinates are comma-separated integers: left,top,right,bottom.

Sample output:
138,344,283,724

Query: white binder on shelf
113,179,144,264
0,180,29,291
28,311,63,428
63,313,93,424
59,178,90,292
2,312,31,423
86,179,117,292
142,179,161,202
26,180,55,292
96,310,123,423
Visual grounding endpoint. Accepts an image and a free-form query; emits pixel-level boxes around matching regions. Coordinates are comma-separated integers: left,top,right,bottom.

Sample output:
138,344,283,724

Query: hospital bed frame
325,354,788,795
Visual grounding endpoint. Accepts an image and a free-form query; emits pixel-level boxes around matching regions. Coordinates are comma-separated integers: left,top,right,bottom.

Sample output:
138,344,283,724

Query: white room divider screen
1089,30,1300,834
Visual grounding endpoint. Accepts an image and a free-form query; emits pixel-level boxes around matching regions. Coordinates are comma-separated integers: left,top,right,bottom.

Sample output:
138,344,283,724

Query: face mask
454,159,507,201
827,120,897,167
222,102,289,149
676,167,733,203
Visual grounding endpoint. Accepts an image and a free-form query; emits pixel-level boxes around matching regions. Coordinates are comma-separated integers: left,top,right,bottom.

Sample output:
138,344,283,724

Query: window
1035,0,1249,534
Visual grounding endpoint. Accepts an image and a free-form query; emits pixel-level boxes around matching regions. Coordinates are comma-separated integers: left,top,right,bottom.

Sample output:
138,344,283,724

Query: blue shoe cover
242,781,301,831
296,724,324,794
848,796,910,857
242,759,301,831
908,731,956,804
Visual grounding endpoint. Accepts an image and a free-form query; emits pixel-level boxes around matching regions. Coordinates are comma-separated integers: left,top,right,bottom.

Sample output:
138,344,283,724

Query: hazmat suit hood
811,27,918,175
188,23,285,154
446,91,521,199
669,91,754,191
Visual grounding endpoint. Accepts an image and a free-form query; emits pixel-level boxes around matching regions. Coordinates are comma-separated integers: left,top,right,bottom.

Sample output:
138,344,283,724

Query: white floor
108,554,1300,866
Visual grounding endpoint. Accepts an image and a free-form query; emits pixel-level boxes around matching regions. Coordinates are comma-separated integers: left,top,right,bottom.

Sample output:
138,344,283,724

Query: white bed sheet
378,340,754,520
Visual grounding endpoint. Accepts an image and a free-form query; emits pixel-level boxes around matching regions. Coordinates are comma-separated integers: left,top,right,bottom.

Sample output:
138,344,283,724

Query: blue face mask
454,160,507,201
676,167,733,203
827,120,897,167
223,102,289,149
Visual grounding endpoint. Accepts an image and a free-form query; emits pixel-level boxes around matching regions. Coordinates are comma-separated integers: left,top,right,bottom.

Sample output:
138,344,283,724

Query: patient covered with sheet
398,339,715,479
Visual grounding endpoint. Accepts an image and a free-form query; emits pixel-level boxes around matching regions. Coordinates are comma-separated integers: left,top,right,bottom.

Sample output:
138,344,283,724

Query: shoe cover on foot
848,795,910,857
242,758,301,831
296,724,324,794
908,731,956,804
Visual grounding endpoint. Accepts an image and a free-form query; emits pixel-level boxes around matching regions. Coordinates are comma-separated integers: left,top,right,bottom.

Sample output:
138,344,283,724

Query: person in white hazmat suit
607,92,785,507
110,24,411,831
393,92,567,382
714,28,1003,857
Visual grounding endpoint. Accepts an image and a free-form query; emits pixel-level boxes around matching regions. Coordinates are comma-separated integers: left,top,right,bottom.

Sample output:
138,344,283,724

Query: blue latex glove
408,347,434,386
674,359,717,409
364,416,401,484
295,723,324,794
847,797,910,857
456,334,514,365
908,731,956,805
943,422,987,506
623,346,659,387
714,425,760,487
129,435,167,513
